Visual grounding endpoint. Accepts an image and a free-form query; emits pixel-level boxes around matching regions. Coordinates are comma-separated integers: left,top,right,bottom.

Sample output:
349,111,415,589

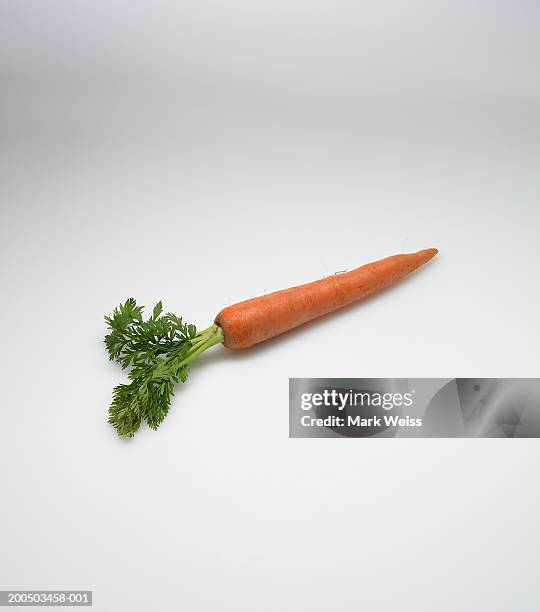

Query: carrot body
215,248,438,349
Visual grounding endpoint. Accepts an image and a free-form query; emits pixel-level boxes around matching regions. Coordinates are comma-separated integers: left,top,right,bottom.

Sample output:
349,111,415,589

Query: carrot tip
416,247,439,261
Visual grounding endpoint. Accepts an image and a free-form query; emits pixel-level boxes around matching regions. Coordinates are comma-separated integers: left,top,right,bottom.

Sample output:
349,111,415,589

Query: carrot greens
105,298,223,437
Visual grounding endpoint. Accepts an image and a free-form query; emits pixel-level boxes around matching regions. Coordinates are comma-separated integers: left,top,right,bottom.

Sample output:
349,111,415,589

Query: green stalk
157,324,224,376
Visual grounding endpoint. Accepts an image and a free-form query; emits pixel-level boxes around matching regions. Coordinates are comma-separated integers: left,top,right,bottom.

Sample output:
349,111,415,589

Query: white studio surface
1,1,539,610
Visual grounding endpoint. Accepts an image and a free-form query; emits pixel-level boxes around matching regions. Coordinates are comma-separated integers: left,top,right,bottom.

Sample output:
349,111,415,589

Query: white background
1,1,539,610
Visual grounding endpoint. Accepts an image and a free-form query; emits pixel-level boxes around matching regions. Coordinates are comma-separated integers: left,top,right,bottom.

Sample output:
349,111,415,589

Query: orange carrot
215,248,438,349
105,248,438,436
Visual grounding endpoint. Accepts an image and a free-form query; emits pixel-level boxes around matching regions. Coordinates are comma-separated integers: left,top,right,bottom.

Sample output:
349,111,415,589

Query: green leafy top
104,298,223,438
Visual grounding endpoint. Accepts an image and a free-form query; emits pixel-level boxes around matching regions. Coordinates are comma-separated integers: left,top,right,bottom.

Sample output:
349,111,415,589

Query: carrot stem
166,324,224,371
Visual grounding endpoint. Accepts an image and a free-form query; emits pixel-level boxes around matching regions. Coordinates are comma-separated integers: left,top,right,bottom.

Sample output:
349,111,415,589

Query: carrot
105,248,438,436
215,248,438,348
